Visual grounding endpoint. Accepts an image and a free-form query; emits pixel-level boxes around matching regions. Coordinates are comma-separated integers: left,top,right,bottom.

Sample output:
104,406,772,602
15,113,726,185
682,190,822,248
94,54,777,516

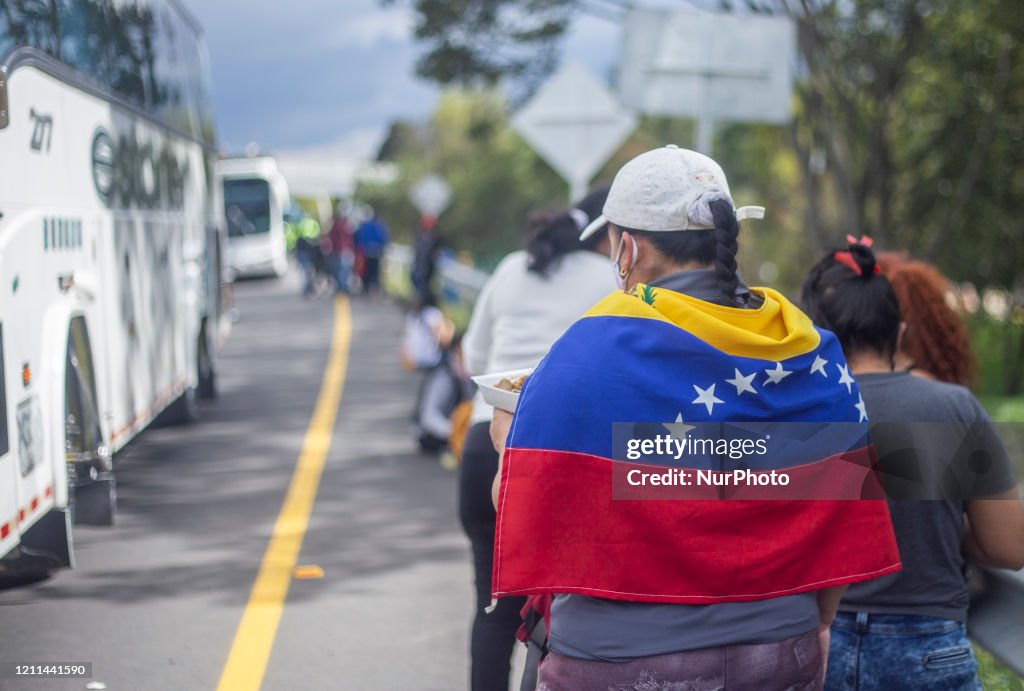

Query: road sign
618,9,796,153
409,174,452,215
512,62,637,201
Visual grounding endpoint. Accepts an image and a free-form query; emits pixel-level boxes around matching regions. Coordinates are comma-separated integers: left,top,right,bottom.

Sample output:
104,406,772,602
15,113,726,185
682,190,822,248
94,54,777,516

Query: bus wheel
1,509,74,586
161,386,200,426
0,571,52,590
73,475,116,526
197,326,217,399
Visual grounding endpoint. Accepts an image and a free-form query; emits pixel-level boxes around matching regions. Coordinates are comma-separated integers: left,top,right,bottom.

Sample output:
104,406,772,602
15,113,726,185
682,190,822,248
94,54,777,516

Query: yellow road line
216,296,352,691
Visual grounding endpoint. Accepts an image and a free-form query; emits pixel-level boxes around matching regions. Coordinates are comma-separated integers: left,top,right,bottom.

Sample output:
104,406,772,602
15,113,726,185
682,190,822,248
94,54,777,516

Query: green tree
389,0,1024,392
381,0,574,97
779,0,1023,268
392,0,1022,281
358,89,568,264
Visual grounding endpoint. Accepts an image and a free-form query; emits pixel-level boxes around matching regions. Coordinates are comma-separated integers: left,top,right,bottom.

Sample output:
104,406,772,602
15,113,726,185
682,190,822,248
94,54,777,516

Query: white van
218,157,290,278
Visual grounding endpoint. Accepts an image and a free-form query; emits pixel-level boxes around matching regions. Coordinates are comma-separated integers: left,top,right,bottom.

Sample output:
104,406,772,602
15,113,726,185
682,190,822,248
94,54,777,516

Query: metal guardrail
383,243,488,311
970,567,1024,675
972,423,1024,674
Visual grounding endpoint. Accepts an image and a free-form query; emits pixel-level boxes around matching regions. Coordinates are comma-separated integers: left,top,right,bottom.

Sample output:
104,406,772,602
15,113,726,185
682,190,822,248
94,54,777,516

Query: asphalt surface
0,274,475,691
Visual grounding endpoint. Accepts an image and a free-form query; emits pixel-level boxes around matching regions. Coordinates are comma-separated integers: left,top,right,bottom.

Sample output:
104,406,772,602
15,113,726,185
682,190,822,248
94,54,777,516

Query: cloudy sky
183,0,627,158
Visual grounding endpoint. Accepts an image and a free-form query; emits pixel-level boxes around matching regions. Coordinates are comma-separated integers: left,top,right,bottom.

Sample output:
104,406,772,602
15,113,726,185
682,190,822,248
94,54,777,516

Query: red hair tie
834,235,880,276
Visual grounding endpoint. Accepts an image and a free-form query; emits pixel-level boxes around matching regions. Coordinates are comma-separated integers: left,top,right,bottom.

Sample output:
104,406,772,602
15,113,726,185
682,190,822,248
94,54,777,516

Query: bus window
2,0,214,146
224,179,272,237
0,2,60,59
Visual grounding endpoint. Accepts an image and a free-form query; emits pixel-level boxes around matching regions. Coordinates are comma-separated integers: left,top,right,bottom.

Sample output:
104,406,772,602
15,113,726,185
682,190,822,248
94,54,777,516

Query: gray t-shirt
548,269,819,661
839,372,1017,622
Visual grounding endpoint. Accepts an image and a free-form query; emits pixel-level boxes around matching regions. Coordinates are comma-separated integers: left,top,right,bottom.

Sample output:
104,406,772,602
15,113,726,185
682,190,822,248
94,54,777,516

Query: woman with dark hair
459,186,614,691
876,252,977,387
489,147,900,689
801,238,1024,691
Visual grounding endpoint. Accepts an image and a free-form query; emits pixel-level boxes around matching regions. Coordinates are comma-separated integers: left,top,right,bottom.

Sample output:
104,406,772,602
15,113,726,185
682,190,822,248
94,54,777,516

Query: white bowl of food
472,368,533,413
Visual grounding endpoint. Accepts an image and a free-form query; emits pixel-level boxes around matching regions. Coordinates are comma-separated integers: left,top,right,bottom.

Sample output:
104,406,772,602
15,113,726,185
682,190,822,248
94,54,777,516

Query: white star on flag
725,368,757,396
764,362,792,385
810,355,829,378
855,393,868,422
692,383,724,415
663,413,696,440
837,363,855,393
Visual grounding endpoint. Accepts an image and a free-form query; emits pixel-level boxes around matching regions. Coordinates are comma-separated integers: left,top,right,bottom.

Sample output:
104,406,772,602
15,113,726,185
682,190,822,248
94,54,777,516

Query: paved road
0,275,474,690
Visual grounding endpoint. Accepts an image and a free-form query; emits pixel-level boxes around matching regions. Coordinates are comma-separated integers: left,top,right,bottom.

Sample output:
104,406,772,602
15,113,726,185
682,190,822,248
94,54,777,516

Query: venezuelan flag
493,284,900,604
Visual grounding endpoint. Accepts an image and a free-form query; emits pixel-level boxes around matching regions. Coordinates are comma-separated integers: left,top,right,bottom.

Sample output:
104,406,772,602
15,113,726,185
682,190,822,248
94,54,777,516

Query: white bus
0,0,227,578
218,156,290,278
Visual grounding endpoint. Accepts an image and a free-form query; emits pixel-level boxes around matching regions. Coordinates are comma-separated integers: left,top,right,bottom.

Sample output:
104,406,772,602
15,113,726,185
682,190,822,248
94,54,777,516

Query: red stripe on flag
493,448,900,604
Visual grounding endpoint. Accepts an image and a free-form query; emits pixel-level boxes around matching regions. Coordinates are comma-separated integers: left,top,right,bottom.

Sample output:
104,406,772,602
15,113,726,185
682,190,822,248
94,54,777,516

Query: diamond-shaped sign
513,62,636,199
409,174,452,215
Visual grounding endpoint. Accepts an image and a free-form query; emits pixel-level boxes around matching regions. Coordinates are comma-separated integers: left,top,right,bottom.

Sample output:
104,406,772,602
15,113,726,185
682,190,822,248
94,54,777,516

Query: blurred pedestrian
412,334,474,454
876,252,977,387
283,206,299,252
401,295,452,372
411,214,443,304
290,212,321,298
459,186,616,691
326,203,356,295
801,237,1024,691
355,205,389,298
488,147,900,690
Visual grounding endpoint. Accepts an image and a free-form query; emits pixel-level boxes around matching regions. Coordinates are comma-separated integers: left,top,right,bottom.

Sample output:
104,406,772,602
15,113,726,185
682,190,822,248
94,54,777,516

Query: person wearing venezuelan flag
488,145,901,690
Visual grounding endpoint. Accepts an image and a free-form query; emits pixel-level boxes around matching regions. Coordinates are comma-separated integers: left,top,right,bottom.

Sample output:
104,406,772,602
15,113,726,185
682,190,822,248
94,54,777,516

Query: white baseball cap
579,145,765,240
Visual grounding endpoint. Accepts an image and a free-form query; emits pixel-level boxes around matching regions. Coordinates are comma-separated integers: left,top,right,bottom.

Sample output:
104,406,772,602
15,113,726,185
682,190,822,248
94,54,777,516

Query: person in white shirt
458,186,617,691
402,295,450,370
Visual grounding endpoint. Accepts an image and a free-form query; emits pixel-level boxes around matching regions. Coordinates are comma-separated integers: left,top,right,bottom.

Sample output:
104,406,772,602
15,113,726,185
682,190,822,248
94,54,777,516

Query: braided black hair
800,240,902,359
526,186,609,277
710,198,741,306
626,198,745,306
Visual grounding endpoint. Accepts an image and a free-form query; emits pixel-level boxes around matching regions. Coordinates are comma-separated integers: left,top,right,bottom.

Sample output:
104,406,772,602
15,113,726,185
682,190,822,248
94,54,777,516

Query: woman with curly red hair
876,252,977,388
802,239,1024,691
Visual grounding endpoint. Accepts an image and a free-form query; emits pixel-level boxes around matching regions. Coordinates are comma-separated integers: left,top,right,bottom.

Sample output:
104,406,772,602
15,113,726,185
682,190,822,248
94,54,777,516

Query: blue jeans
826,612,981,691
328,255,351,294
295,248,315,296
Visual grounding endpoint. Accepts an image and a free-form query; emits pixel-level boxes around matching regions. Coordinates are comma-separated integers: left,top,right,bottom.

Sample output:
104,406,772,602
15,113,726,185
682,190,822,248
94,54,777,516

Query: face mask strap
613,235,639,285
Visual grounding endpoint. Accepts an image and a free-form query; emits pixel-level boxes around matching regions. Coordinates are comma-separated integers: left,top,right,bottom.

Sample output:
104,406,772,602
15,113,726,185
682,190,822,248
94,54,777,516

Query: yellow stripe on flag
582,285,821,361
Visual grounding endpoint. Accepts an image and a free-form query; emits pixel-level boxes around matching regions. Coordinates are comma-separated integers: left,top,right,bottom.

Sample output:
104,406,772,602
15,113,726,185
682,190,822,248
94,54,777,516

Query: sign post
513,62,636,202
